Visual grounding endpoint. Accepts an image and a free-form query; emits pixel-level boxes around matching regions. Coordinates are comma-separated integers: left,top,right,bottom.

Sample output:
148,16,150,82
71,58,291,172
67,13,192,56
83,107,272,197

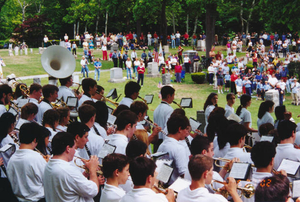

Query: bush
191,72,206,84
288,61,300,78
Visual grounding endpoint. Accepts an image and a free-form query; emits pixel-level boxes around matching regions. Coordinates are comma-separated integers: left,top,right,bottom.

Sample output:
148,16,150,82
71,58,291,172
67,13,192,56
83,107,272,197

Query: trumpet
172,101,183,109
213,157,231,168
211,180,255,199
138,96,147,105
51,98,67,108
243,144,252,151
74,156,103,176
153,185,178,198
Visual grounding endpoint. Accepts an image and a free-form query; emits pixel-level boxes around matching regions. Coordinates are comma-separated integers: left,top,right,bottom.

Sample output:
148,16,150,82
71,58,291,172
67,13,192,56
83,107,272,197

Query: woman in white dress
257,100,274,134
203,93,218,134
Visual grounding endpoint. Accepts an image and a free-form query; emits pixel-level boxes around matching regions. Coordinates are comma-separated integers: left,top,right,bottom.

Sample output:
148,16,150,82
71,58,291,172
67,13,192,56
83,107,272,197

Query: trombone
51,98,67,108
213,157,231,168
211,180,255,198
73,82,82,96
99,92,119,107
74,156,103,176
19,84,29,97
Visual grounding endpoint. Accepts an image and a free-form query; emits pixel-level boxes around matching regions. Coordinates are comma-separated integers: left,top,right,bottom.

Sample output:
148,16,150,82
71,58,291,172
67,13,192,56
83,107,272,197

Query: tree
17,0,32,22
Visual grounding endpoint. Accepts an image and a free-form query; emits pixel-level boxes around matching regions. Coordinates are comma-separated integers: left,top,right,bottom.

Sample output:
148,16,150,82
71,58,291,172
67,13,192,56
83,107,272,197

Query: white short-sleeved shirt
36,101,52,124
78,130,104,159
106,134,128,155
274,143,300,170
44,159,98,202
239,108,252,127
175,33,181,38
91,122,108,140
119,97,133,108
15,118,29,130
0,134,19,167
213,137,230,159
58,86,75,102
0,104,6,116
28,98,39,107
120,188,167,202
153,102,174,139
78,94,93,107
224,104,234,118
221,147,253,166
204,105,215,133
7,149,46,202
257,112,274,134
100,183,126,202
177,187,227,202
157,136,189,185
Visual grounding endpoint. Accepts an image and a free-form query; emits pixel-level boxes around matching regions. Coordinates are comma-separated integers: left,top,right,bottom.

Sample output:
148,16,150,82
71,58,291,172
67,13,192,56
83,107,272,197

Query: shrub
191,72,206,84
288,62,300,78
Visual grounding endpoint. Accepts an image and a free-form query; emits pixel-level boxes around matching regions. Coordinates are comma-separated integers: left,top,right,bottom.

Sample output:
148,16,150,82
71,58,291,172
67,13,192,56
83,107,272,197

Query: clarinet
85,144,92,158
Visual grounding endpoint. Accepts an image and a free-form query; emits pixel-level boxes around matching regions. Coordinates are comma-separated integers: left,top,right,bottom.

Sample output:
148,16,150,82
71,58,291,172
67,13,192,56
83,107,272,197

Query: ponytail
236,105,243,116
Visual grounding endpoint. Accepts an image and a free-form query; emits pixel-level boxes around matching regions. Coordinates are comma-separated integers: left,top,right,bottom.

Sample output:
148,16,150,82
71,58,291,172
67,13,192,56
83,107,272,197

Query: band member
56,107,70,132
177,155,242,202
120,157,175,202
36,84,58,124
107,110,137,155
0,84,12,116
44,132,100,201
28,83,42,107
57,75,75,102
119,81,141,107
100,153,130,202
7,123,47,202
153,86,175,152
78,78,97,107
15,103,38,130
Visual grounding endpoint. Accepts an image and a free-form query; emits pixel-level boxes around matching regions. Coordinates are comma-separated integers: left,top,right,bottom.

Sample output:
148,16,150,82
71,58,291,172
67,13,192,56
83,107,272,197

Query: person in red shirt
175,62,182,83
230,71,238,94
192,34,197,46
183,32,189,46
137,60,146,86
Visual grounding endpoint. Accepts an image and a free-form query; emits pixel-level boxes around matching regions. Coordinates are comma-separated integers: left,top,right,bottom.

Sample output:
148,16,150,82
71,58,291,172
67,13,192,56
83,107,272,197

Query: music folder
277,159,300,176
292,180,300,198
98,142,116,159
8,107,18,117
144,94,154,104
180,98,193,108
107,114,116,125
189,117,201,131
156,163,173,184
151,151,168,159
169,177,191,193
66,96,78,107
18,99,29,108
260,136,274,142
107,88,117,99
0,144,14,153
229,162,251,180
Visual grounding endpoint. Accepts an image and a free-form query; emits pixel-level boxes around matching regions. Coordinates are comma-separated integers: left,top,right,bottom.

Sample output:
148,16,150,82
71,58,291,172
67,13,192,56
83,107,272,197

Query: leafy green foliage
191,72,206,84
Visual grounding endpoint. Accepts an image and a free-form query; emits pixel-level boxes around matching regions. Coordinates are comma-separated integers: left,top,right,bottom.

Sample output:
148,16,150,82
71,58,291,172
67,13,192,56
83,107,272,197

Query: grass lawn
1,46,300,130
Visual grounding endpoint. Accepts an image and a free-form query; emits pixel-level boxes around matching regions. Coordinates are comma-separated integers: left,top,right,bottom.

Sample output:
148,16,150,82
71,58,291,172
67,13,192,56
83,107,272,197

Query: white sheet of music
18,99,29,107
227,113,242,123
156,163,173,183
98,143,116,159
107,114,116,125
229,163,250,179
277,159,300,175
293,180,300,198
169,177,191,193
0,144,13,152
67,97,77,107
144,95,153,104
189,118,201,131
181,99,191,108
260,136,274,142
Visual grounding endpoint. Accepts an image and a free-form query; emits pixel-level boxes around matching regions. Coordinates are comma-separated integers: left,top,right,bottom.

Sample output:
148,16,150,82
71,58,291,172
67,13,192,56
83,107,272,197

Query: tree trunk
22,6,25,22
246,0,255,34
95,14,99,34
105,11,108,35
85,23,87,32
77,21,79,35
240,0,244,33
172,13,175,33
161,0,167,45
193,15,198,34
136,19,141,43
205,3,217,58
73,23,76,39
186,14,189,33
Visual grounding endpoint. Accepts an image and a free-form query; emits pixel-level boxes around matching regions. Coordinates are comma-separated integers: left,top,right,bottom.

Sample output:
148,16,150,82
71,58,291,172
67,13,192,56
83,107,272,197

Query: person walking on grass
175,62,182,83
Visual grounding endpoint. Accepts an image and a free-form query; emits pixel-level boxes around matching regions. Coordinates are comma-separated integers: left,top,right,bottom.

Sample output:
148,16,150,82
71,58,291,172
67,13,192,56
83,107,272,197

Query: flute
144,119,168,136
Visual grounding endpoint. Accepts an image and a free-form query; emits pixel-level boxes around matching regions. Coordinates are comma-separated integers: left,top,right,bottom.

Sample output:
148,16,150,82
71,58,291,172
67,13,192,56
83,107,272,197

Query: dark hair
14,83,27,99
161,86,175,99
0,112,16,142
172,108,186,116
115,110,137,131
188,154,213,181
124,81,141,97
126,140,147,159
277,120,297,140
258,101,274,119
275,105,286,121
0,84,12,100
82,78,97,94
191,136,212,155
167,114,190,134
42,109,60,131
226,93,235,101
236,94,251,116
67,122,90,138
251,141,276,168
19,122,42,144
255,174,290,202
96,85,104,93
42,84,58,99
102,153,129,178
112,105,130,117
29,83,42,94
20,102,38,119
204,93,218,110
56,107,70,125
227,123,248,145
36,126,51,155
78,104,96,124
259,123,274,136
94,101,109,128
51,132,75,156
59,75,72,86
129,157,156,186
130,101,148,116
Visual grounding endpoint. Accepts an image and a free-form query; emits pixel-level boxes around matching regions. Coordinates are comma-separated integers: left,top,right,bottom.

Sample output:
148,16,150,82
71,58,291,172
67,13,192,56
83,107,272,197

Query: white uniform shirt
120,188,167,202
274,143,300,170
44,159,98,202
224,104,234,118
153,101,173,139
91,122,108,139
177,187,227,202
46,127,57,142
204,105,215,133
7,149,46,202
0,104,6,116
58,86,75,102
78,130,104,159
78,94,93,107
15,118,29,130
119,97,133,108
106,134,128,155
221,147,252,166
213,137,230,158
28,98,39,107
0,134,19,167
56,125,67,132
100,183,126,202
257,112,274,134
157,136,189,185
239,108,252,127
36,101,52,124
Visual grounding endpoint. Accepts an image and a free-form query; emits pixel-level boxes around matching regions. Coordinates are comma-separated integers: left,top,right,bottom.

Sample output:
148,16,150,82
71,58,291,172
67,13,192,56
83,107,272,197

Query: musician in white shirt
7,122,47,202
119,81,141,107
36,84,58,124
78,78,97,107
15,103,38,130
58,76,76,102
44,132,100,202
56,107,70,132
27,83,42,107
224,93,235,118
100,153,130,202
0,84,12,116
107,110,137,155
120,157,175,202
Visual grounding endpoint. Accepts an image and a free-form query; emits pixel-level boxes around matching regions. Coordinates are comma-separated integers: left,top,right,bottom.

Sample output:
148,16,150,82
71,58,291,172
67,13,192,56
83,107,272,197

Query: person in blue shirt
94,58,102,81
255,71,262,82
112,50,118,67
141,50,147,68
224,71,231,92
261,80,271,100
148,49,153,62
122,50,128,70
256,80,264,100
243,77,252,95
235,75,243,98
118,51,123,69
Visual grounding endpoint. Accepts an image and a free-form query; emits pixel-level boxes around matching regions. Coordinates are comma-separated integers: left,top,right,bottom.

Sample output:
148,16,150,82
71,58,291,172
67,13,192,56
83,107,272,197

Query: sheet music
227,113,242,123
18,99,28,108
293,180,300,198
0,144,13,152
189,118,201,131
260,136,274,142
180,98,191,108
169,177,191,193
229,163,250,179
151,151,168,158
156,163,173,183
98,143,116,159
107,114,116,125
8,108,18,116
277,159,300,175
144,95,154,104
67,97,77,107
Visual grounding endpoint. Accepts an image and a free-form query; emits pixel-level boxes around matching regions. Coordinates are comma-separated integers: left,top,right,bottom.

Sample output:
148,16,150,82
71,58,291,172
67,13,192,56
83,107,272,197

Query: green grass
2,46,300,130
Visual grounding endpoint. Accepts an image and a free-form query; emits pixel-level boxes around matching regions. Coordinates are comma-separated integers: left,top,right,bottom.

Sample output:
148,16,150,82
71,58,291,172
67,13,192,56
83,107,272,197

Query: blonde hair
131,129,150,155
